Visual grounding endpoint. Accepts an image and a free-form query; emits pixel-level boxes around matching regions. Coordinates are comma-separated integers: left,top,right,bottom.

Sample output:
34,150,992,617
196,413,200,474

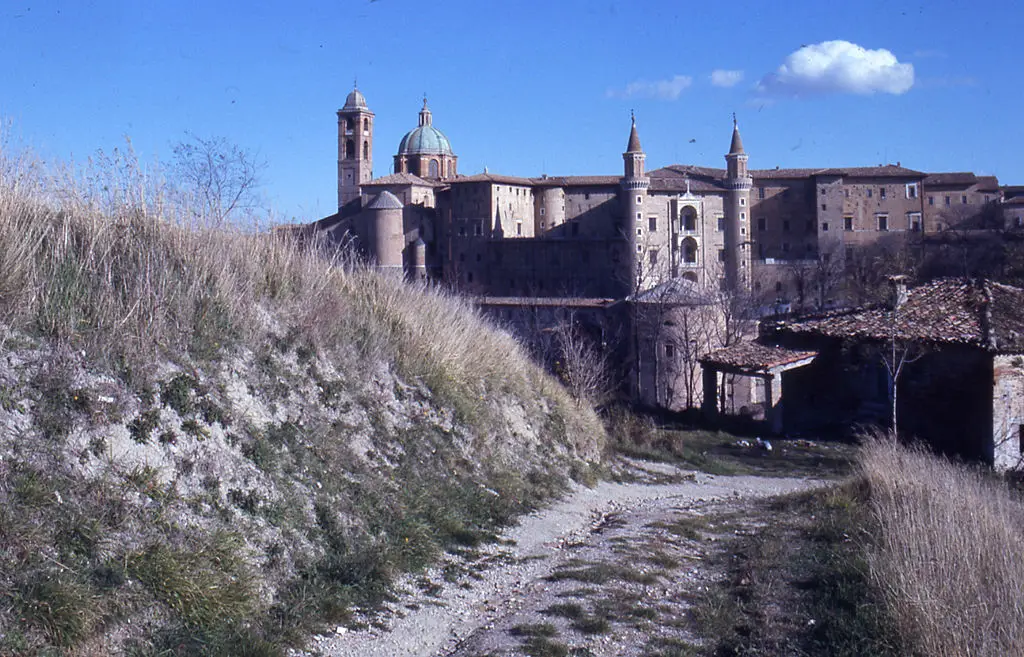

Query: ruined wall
992,354,1024,469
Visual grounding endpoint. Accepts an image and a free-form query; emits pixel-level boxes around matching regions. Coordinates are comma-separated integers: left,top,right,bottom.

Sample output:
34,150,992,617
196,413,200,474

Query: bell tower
338,84,374,210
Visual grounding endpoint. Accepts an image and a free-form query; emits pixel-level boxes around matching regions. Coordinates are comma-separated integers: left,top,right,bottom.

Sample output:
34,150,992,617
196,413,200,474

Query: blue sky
0,0,1019,222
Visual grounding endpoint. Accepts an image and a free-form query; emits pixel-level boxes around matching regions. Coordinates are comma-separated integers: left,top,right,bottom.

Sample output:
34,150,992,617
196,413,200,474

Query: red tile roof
772,278,1024,352
701,342,818,373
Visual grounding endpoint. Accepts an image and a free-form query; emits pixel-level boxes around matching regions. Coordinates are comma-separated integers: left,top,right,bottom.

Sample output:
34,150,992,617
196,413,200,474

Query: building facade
311,86,1013,411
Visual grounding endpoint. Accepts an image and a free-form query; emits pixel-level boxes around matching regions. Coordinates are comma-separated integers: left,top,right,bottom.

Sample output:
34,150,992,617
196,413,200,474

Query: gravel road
302,459,827,657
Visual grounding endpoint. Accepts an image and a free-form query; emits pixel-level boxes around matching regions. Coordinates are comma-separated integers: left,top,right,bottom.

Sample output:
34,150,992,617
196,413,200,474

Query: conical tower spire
626,110,643,153
729,113,744,154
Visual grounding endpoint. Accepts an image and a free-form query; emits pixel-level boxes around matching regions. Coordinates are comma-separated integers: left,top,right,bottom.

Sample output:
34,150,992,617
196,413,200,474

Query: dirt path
302,460,828,657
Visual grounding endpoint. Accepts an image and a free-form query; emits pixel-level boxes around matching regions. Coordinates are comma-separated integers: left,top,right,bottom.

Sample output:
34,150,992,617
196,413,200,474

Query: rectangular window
822,203,827,211
665,343,675,359
757,217,766,231
867,189,873,198
908,212,921,232
718,249,725,262
516,221,522,236
880,187,887,199
844,189,850,198
649,249,658,265
648,216,657,231
474,221,482,236
822,222,829,232
585,192,590,200
877,214,889,231
758,187,765,199
717,217,725,231
740,212,746,220
906,183,918,199
636,195,643,204
844,216,853,231
962,195,968,204
540,207,545,216
945,196,951,207
928,196,934,206
739,198,746,206
636,227,643,236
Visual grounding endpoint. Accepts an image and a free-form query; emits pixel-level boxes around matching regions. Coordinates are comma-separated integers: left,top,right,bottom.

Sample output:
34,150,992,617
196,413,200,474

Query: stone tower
366,190,405,278
723,116,752,292
621,113,650,293
337,85,374,210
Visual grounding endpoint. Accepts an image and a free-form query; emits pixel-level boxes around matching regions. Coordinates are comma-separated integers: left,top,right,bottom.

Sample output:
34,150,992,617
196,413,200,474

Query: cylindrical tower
412,237,427,281
366,191,405,277
724,117,752,292
538,186,565,232
621,114,650,293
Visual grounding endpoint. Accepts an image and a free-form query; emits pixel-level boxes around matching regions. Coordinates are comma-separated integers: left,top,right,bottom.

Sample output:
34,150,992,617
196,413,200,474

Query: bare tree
171,133,266,225
877,278,926,437
786,240,844,311
552,317,613,407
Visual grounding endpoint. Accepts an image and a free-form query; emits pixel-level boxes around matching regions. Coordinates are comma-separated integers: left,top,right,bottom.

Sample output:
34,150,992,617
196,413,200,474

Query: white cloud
757,40,914,96
710,69,744,88
608,75,693,100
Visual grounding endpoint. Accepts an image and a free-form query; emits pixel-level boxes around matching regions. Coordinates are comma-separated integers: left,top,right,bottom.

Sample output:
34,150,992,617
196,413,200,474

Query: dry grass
861,435,1024,656
0,141,604,654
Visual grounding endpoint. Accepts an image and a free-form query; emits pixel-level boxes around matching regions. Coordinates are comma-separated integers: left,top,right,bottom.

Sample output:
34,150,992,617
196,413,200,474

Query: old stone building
311,85,1016,412
701,278,1024,469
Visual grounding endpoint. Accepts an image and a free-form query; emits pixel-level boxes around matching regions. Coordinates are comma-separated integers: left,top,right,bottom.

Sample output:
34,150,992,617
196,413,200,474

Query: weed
161,373,198,416
129,408,161,444
13,569,97,647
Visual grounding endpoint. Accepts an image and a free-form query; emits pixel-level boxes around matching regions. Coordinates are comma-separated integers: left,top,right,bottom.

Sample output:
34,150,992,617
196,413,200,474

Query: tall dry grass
0,139,578,433
861,435,1024,656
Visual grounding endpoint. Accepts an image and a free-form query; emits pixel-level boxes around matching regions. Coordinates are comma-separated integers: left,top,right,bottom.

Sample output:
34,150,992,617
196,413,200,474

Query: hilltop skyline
0,0,1019,222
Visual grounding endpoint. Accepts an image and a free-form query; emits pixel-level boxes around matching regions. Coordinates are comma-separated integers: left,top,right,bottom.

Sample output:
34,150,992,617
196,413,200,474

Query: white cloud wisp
608,75,693,100
710,69,744,88
758,40,914,96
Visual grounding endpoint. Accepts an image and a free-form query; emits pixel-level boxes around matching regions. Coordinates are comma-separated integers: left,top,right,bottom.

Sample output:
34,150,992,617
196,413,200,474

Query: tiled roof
701,341,818,373
772,278,1024,352
976,176,1001,192
750,165,925,180
654,164,728,180
366,190,403,210
524,175,620,187
750,168,822,179
473,296,619,308
629,278,713,305
450,173,535,186
365,172,442,187
924,172,978,186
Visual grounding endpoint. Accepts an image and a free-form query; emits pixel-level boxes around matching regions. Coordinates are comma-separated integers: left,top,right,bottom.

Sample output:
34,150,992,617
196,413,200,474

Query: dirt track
298,458,826,657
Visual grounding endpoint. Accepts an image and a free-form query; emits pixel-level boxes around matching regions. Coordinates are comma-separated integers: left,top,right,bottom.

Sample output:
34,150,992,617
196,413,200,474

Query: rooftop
769,278,1024,352
701,342,818,374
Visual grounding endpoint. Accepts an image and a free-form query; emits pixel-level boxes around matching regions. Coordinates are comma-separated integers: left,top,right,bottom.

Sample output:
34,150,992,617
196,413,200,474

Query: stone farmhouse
702,277,1024,468
310,85,1018,413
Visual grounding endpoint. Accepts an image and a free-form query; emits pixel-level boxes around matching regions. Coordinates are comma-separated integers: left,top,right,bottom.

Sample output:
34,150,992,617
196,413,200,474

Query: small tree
552,317,613,407
878,278,925,437
171,133,266,225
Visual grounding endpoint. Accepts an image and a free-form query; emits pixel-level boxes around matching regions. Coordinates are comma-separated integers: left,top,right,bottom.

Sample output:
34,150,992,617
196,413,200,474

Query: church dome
343,87,368,111
398,125,453,156
397,98,454,156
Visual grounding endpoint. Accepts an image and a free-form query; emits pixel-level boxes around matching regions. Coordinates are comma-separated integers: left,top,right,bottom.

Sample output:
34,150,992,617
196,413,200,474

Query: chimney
887,275,909,309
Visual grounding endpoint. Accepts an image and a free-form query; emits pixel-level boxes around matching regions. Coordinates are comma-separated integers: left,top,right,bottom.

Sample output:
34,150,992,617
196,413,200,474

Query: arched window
682,272,698,283
429,159,439,178
346,118,354,131
363,141,369,159
682,237,698,264
682,206,697,232
345,139,355,160
363,118,369,132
